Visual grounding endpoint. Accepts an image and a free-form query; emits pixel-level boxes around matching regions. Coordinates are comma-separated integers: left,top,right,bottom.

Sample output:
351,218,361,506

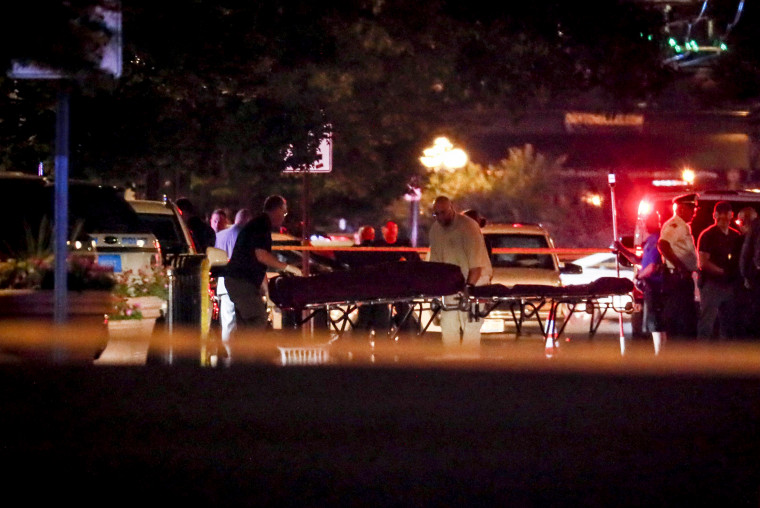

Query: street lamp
419,137,468,171
408,137,468,247
682,168,696,187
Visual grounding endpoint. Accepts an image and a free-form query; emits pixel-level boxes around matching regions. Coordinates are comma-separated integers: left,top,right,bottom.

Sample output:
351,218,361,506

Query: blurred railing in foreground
3,321,760,375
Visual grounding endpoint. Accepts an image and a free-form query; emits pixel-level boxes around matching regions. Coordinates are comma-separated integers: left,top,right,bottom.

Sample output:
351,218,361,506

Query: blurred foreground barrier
6,322,760,375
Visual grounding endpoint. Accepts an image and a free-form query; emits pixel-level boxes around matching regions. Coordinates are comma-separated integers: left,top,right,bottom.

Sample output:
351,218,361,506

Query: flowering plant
108,298,144,321
1,218,114,291
0,254,115,291
112,266,169,300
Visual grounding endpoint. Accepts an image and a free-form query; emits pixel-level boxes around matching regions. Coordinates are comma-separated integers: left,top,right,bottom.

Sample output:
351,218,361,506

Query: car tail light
151,239,162,267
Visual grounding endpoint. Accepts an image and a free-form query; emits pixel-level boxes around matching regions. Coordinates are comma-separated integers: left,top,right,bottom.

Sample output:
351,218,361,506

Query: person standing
225,196,302,341
374,220,421,263
461,209,492,258
696,201,743,340
209,209,229,234
373,220,421,332
214,208,252,353
737,207,759,339
428,196,492,347
176,197,216,253
216,209,252,258
658,201,699,339
616,212,666,354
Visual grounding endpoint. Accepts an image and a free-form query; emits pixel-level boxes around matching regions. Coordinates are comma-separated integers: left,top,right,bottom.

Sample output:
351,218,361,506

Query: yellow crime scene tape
272,245,609,257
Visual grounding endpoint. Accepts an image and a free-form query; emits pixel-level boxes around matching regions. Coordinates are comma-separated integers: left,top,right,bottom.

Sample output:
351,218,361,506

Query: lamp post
409,137,468,246
682,168,696,188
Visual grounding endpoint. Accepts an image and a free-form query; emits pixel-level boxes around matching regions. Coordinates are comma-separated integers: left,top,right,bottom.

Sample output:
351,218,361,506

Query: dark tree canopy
1,1,753,228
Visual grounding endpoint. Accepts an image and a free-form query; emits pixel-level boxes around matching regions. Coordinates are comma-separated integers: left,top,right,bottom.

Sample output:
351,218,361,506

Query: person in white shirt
428,196,492,346
214,208,252,354
658,201,699,339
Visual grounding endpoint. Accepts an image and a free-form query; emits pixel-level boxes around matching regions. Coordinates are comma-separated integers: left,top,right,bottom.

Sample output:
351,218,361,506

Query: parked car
560,252,634,287
128,198,228,340
417,223,577,335
560,251,635,323
481,222,577,334
128,198,197,260
0,173,161,276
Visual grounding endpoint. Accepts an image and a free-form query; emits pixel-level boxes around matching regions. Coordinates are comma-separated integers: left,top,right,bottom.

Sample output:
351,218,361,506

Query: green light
668,37,677,47
648,35,653,41
674,45,682,53
720,42,728,51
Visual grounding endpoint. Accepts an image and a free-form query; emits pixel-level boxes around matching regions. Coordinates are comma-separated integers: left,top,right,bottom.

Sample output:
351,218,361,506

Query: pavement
1,319,760,506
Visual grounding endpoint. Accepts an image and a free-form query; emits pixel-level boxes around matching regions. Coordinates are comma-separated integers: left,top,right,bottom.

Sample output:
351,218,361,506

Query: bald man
214,208,254,354
428,196,492,346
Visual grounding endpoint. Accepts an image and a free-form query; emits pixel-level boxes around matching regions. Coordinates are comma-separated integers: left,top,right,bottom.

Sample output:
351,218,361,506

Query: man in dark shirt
176,197,216,252
225,195,302,333
696,201,743,339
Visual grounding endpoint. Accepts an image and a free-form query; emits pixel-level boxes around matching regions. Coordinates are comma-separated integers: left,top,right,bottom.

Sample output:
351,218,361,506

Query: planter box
0,289,116,318
96,318,157,365
0,289,116,363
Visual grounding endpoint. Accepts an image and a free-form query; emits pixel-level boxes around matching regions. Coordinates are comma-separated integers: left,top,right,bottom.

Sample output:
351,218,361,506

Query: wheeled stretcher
269,261,465,338
268,261,634,345
467,277,634,350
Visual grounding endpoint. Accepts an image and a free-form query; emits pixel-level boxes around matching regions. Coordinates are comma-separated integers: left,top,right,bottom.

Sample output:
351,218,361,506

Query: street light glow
682,168,695,185
420,137,468,170
582,192,603,207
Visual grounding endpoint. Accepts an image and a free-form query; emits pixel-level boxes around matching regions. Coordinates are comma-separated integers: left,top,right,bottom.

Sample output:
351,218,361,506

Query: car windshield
485,233,554,269
137,212,191,254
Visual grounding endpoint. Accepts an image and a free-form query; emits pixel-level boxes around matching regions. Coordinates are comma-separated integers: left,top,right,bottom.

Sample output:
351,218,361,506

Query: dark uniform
224,213,273,329
697,224,742,339
739,219,760,338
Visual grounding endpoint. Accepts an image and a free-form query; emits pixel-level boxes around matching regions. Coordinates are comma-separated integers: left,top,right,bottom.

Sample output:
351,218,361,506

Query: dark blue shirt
225,213,272,286
640,233,663,284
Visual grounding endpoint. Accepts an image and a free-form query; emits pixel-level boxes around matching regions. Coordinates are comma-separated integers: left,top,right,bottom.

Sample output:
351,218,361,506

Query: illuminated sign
564,112,644,132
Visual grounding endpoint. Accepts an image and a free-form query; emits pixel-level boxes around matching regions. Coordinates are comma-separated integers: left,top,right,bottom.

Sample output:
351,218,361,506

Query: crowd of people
617,199,760,353
182,191,760,359
178,195,494,359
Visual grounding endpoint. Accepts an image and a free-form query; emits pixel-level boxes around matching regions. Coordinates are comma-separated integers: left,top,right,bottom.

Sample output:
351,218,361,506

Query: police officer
658,201,699,339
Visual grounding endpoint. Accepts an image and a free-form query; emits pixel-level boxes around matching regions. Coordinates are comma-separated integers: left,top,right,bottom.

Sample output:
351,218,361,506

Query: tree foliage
423,144,566,221
0,1,688,230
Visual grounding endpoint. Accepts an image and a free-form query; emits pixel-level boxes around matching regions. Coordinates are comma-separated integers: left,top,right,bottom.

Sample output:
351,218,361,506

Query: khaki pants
440,295,482,346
